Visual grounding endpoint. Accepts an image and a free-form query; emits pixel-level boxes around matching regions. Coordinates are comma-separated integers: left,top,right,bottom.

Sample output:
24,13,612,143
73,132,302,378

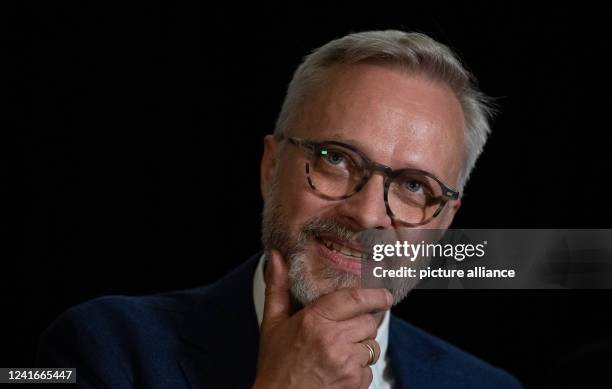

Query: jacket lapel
177,254,262,388
388,316,463,388
389,316,432,388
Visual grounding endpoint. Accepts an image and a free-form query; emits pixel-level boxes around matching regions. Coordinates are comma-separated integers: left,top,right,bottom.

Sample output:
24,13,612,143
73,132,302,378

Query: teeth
321,238,364,260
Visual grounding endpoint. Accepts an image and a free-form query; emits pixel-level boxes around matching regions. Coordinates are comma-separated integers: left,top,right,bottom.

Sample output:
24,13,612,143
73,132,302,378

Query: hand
253,250,393,389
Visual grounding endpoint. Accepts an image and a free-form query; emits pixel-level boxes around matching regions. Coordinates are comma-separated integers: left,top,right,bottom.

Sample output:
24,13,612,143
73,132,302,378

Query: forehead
292,63,465,186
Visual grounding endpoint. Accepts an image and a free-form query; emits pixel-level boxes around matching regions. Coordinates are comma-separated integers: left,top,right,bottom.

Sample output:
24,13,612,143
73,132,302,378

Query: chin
287,248,360,306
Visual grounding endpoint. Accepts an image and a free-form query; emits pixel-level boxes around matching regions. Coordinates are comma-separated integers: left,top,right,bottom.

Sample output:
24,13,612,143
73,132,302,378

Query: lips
315,235,366,274
317,236,366,260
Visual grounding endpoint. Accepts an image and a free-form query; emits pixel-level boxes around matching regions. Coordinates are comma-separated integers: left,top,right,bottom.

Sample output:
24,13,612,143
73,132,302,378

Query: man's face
261,63,465,305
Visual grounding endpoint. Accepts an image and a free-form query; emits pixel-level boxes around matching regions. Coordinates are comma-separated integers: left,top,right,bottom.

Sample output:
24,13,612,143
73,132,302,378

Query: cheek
275,165,335,234
428,204,455,229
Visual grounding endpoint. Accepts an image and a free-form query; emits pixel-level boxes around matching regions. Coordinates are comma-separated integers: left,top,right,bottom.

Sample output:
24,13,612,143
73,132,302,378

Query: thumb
261,249,290,331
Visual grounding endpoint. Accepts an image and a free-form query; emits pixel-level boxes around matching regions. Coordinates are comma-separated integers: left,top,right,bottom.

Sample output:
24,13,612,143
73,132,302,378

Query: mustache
299,217,359,243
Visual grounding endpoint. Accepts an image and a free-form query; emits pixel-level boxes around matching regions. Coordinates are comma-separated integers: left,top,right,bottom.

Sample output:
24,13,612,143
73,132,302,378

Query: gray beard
286,250,358,306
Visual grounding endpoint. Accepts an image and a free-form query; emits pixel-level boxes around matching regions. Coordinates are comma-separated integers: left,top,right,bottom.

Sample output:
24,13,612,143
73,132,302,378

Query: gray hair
274,30,495,192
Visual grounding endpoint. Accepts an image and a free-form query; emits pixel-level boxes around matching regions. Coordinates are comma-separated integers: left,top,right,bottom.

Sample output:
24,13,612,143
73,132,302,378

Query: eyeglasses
277,134,460,227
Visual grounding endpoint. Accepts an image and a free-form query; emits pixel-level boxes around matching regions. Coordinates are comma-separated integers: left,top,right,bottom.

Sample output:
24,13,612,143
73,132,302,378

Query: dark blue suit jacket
37,254,523,388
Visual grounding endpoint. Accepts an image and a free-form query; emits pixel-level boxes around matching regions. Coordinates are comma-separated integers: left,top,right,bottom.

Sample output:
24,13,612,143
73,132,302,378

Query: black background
4,3,612,388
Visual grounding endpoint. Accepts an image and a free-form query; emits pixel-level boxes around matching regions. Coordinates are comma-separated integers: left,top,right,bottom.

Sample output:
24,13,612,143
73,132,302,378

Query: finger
312,288,392,322
338,313,379,343
359,366,373,389
351,339,381,368
261,250,290,331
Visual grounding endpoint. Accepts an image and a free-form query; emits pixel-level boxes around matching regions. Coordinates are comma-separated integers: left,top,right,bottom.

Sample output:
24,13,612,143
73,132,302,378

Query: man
38,30,523,388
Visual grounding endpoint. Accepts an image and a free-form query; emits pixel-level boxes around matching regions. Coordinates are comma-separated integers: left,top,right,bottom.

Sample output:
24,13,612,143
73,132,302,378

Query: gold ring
362,341,376,366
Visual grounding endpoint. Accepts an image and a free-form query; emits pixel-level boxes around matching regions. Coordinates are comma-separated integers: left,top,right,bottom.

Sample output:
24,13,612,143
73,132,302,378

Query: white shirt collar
253,254,393,388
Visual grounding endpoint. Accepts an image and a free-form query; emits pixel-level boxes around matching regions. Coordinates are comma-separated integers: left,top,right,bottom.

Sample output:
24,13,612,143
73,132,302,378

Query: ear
260,134,280,198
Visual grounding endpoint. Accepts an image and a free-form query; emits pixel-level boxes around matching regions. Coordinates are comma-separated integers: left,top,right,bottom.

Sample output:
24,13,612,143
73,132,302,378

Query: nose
335,174,393,230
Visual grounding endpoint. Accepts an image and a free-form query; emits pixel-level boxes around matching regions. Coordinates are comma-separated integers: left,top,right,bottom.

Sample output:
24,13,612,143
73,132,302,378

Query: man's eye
404,180,423,193
325,151,345,165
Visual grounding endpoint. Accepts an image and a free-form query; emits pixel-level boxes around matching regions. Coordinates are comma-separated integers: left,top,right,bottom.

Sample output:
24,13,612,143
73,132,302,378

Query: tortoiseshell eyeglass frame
276,133,460,227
